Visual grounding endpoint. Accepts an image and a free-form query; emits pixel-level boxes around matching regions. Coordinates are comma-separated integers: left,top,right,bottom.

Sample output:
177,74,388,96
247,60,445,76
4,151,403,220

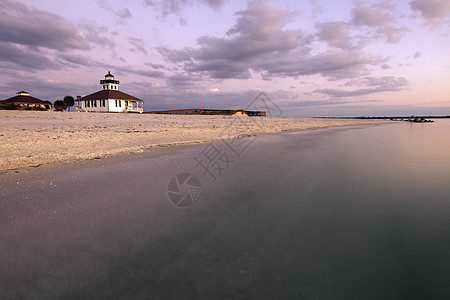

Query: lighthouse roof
80,90,144,102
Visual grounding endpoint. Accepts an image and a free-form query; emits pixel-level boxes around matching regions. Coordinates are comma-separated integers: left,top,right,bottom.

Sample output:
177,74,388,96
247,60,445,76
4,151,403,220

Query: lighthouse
79,71,144,113
100,71,120,90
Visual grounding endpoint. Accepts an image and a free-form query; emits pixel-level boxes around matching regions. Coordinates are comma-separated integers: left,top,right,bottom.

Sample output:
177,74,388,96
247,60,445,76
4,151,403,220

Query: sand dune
0,111,388,172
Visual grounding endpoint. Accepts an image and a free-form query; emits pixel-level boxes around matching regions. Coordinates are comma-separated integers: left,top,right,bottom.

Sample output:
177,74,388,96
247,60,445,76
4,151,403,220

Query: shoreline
0,110,391,174
0,124,391,190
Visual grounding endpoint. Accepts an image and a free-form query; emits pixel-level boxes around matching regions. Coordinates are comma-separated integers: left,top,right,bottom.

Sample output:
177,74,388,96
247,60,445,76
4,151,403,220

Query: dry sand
0,110,389,172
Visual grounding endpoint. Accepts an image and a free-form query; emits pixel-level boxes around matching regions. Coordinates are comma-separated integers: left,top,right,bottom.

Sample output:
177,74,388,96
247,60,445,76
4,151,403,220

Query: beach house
2,91,52,110
78,72,144,113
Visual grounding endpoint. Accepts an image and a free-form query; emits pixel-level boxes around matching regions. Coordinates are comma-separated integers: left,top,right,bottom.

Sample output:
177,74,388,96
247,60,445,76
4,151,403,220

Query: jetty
406,117,434,123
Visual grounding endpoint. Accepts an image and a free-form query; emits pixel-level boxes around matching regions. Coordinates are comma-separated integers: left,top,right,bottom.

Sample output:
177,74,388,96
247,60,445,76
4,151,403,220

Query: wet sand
0,110,388,173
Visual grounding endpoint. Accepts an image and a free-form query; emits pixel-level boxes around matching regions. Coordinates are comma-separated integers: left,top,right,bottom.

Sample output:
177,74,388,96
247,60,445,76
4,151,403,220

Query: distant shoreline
0,110,390,173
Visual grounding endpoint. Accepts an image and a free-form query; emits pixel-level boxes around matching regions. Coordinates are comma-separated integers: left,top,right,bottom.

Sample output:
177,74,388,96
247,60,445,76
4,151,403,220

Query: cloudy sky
1,0,449,116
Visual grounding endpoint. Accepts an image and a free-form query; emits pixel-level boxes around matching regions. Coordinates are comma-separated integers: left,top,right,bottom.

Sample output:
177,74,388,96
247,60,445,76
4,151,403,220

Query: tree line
54,95,79,112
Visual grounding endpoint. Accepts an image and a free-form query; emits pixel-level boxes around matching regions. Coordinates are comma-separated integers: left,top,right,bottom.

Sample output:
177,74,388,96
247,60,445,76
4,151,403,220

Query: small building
78,72,144,113
2,91,52,110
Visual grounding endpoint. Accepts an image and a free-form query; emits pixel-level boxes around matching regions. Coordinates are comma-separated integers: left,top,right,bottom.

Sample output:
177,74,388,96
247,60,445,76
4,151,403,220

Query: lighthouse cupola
100,71,120,90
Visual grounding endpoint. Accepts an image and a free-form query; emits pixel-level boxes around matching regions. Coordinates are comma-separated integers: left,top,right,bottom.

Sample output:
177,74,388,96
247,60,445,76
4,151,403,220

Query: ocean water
161,120,450,300
1,120,450,299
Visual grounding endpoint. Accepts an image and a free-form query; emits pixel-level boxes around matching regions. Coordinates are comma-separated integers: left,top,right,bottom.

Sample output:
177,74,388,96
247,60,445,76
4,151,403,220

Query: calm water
1,120,450,299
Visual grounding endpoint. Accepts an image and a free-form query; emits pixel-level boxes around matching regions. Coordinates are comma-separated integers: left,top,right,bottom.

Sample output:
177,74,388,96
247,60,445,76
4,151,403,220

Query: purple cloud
143,0,226,16
410,0,450,19
351,2,408,43
316,21,353,50
160,0,382,80
97,0,132,19
315,76,408,97
0,0,90,51
128,36,148,55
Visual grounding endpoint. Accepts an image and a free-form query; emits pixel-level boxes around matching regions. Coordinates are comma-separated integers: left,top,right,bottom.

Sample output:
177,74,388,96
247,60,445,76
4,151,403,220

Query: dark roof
105,71,114,77
80,90,144,102
3,94,52,105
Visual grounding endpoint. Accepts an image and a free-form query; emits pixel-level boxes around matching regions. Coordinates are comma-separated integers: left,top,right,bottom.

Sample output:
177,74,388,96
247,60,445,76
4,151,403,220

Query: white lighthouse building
78,71,144,113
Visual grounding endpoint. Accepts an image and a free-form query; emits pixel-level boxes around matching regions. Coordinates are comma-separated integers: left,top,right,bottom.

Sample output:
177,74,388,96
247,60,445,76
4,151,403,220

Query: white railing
126,105,143,113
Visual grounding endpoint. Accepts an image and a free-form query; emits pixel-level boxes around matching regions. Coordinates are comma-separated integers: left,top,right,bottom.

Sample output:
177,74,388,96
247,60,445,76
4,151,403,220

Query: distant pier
145,108,266,116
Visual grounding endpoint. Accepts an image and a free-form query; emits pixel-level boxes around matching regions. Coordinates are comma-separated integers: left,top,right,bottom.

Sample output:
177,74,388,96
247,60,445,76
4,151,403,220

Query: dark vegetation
0,102,47,111
53,100,67,112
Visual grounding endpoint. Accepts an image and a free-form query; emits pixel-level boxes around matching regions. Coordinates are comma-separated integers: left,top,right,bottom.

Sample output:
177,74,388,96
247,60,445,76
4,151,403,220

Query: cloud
95,64,166,79
314,76,408,97
158,0,384,81
351,2,408,43
142,0,226,16
129,86,383,117
0,0,89,51
117,8,132,18
57,53,92,66
166,73,202,88
0,41,62,71
258,50,378,79
347,76,408,87
178,17,188,26
129,69,166,78
78,22,116,48
0,0,115,72
309,0,323,17
316,21,353,49
97,0,132,19
145,89,267,110
410,0,450,20
145,62,169,70
202,0,226,8
0,72,94,101
158,47,194,63
128,36,148,55
186,0,307,78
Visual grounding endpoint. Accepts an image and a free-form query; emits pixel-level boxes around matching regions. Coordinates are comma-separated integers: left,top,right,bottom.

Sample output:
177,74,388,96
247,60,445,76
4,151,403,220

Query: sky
0,0,449,117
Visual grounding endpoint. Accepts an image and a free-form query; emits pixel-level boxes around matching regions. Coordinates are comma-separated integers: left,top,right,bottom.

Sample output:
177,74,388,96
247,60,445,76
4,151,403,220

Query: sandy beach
0,111,389,172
